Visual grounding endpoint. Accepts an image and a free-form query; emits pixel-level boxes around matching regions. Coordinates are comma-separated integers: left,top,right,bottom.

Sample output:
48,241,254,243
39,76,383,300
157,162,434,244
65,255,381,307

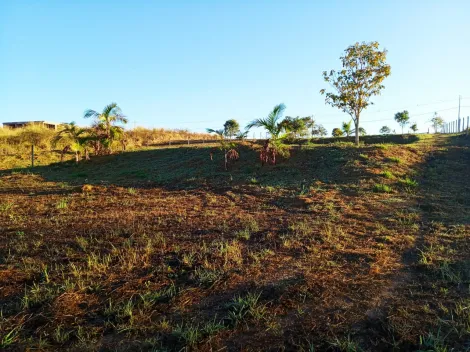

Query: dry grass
0,134,469,351
0,126,217,170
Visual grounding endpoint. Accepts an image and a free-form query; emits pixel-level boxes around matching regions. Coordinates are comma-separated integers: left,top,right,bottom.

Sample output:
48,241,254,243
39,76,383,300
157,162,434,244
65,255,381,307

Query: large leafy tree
84,102,127,153
279,116,309,138
394,110,410,135
320,41,391,145
223,119,240,139
430,112,444,133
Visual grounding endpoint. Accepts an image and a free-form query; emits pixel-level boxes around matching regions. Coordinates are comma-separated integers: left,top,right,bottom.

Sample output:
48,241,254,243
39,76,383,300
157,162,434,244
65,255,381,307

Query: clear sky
1,0,469,135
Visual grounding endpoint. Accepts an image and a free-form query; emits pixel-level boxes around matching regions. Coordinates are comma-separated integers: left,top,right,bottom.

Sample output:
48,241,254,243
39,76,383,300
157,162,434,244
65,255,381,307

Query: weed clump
386,156,401,164
399,177,418,188
373,184,392,193
381,170,395,179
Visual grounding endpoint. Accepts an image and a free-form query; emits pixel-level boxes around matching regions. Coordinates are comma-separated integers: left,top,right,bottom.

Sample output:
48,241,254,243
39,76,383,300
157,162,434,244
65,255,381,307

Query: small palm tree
52,122,88,163
246,103,286,139
342,120,353,137
84,102,127,153
206,128,225,139
206,128,239,170
236,129,249,140
246,103,289,165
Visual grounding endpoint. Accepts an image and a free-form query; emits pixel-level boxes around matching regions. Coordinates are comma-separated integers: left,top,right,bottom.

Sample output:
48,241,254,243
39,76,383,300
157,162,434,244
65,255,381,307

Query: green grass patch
373,184,392,193
359,154,369,161
398,177,418,188
381,170,395,179
386,156,402,164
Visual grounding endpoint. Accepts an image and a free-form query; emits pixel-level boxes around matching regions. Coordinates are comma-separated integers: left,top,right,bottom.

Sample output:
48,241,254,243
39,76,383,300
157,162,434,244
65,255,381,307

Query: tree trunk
85,149,90,160
354,124,359,146
75,151,80,163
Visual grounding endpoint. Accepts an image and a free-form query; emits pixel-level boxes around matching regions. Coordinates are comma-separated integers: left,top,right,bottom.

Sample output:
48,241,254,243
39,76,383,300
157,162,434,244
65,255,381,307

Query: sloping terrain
0,135,469,351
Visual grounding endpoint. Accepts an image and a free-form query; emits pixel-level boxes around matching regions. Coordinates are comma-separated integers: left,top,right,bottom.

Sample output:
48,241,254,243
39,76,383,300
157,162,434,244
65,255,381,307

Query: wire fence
0,139,262,169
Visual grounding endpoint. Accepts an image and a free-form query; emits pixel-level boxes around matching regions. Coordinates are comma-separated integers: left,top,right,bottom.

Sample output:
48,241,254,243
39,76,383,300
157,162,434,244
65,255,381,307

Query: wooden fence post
31,145,34,168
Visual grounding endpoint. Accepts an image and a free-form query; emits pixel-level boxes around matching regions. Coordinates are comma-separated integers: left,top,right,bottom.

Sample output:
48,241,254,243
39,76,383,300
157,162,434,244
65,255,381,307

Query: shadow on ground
350,134,470,350
1,143,378,190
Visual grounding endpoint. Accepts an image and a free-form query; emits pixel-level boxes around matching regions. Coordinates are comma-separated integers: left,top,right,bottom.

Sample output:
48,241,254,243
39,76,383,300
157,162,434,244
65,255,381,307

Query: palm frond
246,103,286,138
113,114,128,125
84,109,98,119
102,102,120,118
206,128,224,137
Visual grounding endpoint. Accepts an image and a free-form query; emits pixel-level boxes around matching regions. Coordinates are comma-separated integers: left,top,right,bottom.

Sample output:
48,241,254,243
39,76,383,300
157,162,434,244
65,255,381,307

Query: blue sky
1,0,469,134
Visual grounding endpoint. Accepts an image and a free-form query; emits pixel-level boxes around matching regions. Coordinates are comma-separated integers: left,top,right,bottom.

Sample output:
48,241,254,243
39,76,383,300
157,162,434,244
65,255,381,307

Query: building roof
2,121,62,125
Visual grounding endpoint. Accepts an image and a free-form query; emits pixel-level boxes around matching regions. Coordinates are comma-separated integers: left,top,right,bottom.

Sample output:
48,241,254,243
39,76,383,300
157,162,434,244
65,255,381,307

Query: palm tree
246,103,286,139
84,102,127,153
342,120,353,137
236,129,249,140
52,122,88,163
206,127,239,170
246,103,289,165
206,128,225,139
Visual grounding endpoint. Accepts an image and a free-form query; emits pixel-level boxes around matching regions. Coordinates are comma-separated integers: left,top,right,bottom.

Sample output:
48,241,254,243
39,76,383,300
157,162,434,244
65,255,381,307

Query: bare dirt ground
0,135,469,351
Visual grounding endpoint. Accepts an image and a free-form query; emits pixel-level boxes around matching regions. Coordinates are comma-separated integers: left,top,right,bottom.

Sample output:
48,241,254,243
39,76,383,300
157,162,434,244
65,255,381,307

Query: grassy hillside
0,134,469,351
0,126,217,170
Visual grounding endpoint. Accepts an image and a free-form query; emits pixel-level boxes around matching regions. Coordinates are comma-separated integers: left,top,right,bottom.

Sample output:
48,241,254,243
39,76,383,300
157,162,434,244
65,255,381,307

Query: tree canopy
394,110,410,135
332,128,344,137
312,124,328,137
223,119,240,139
84,102,127,153
430,113,444,133
321,41,391,145
380,126,391,135
279,116,310,138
